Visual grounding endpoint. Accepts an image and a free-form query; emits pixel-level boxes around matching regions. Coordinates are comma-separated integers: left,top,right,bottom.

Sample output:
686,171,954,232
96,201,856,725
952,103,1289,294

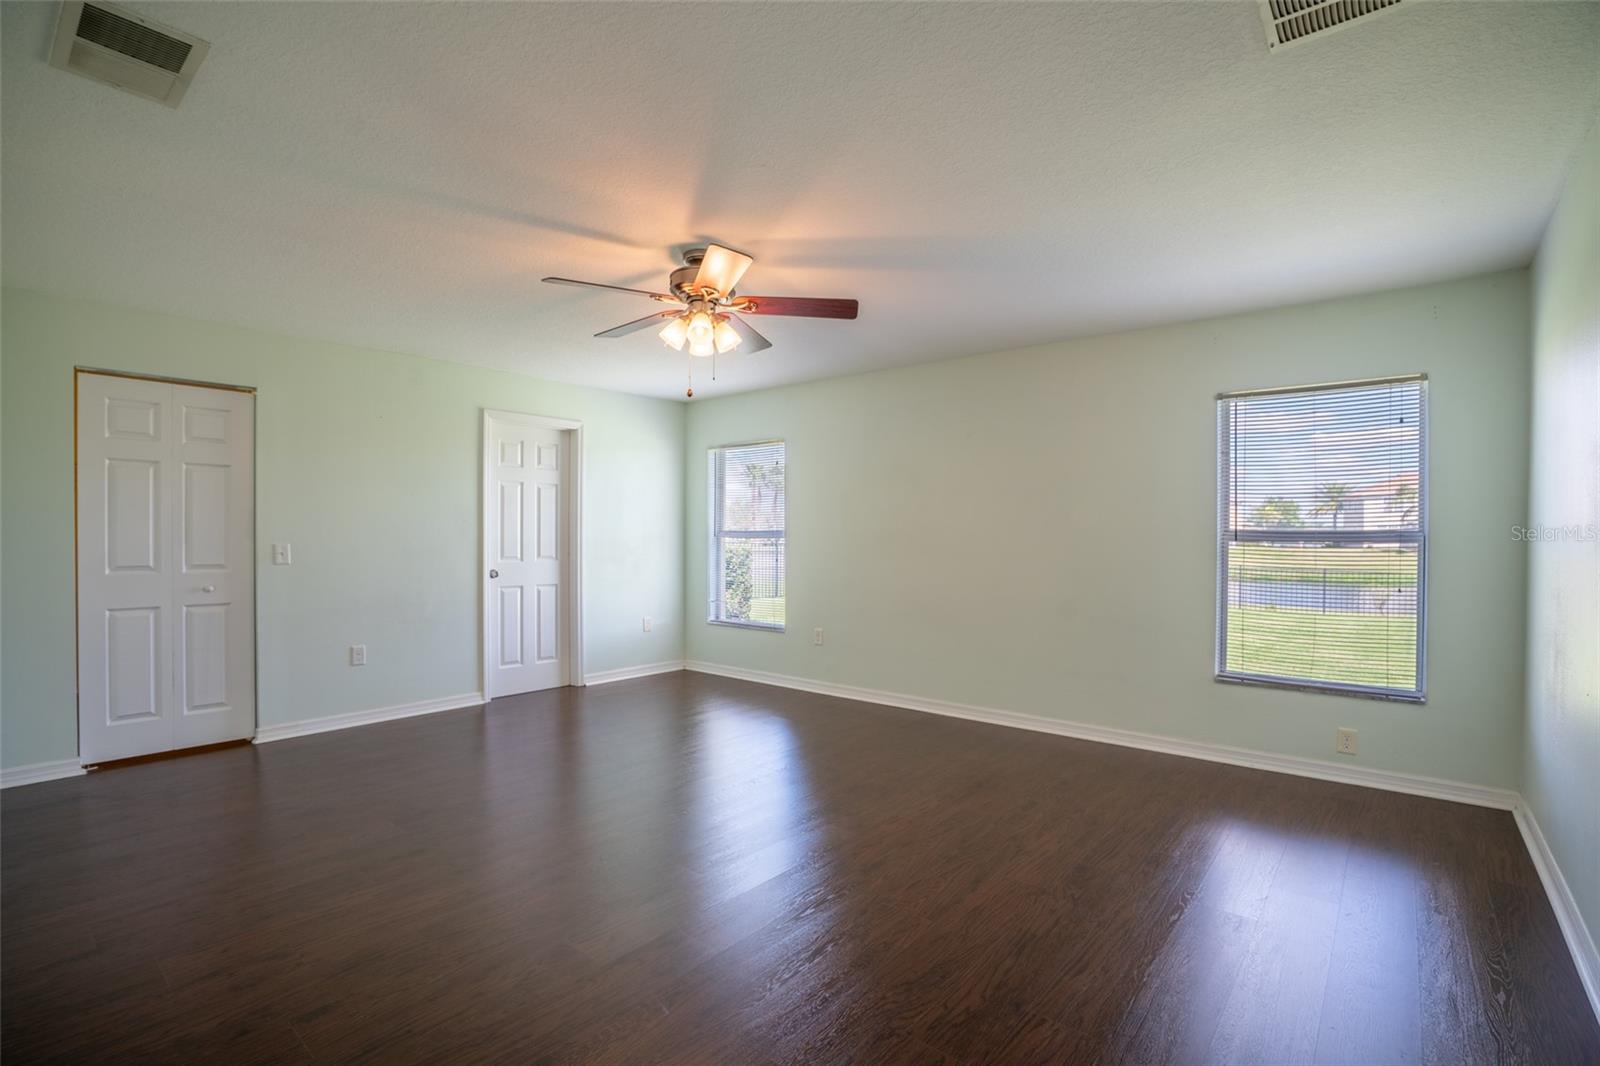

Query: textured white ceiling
4,2,1598,400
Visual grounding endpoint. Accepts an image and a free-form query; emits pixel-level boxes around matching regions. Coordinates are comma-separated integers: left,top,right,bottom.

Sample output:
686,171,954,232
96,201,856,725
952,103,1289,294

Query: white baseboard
0,758,88,790
584,660,686,686
683,660,1519,810
1514,804,1600,1021
253,692,484,744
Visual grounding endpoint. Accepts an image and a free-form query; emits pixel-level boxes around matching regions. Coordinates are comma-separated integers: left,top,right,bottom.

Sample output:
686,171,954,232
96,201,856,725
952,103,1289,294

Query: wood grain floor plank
1313,790,1425,1065
1205,795,1352,1065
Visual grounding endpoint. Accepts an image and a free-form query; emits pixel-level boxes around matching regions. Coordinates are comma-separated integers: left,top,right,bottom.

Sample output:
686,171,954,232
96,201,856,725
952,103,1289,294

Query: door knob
489,569,499,579
200,584,216,594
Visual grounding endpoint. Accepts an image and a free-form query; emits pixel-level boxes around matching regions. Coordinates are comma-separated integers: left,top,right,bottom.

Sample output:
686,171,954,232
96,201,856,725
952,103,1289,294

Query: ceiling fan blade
594,310,681,338
732,295,858,319
723,313,773,354
543,277,677,302
691,243,754,297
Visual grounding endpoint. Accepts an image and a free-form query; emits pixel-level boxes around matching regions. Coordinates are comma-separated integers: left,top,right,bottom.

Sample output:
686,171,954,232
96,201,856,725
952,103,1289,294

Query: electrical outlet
1336,727,1358,756
271,542,292,566
349,644,367,667
813,627,824,646
642,616,652,633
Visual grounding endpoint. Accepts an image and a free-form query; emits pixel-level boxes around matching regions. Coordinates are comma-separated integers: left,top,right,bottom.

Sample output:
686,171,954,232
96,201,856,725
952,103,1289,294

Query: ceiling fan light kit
542,243,859,396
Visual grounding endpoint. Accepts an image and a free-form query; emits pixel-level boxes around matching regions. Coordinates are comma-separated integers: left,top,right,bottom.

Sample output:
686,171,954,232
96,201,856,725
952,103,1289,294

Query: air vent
1260,0,1403,50
48,2,209,107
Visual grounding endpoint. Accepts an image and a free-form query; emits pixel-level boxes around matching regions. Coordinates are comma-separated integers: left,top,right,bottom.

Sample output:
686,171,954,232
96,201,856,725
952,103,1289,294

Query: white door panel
105,458,161,570
536,483,559,559
171,384,254,749
105,606,162,721
485,415,567,695
77,375,255,762
78,376,174,761
535,584,559,662
498,586,524,666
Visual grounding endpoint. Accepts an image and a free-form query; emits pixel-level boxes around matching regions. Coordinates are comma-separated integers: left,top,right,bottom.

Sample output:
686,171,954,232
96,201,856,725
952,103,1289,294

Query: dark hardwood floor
4,671,1596,1064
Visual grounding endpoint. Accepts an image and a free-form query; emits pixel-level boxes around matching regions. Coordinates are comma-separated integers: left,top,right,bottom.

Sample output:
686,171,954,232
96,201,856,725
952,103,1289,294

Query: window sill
1215,672,1426,704
706,619,786,633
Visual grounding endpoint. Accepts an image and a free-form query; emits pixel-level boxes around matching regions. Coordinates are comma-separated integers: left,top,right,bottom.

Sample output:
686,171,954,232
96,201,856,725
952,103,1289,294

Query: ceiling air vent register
1260,0,1403,50
48,2,209,107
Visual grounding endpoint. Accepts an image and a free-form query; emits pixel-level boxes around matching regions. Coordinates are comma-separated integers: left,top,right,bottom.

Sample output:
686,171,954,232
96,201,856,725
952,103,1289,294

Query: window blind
1217,375,1426,700
710,441,785,629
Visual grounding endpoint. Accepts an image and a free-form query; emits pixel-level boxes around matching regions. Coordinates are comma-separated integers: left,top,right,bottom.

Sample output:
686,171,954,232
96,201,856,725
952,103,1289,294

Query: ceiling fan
543,244,858,396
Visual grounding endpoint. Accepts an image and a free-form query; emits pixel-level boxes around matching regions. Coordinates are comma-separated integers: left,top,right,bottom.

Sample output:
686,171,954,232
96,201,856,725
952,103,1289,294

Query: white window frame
708,440,786,632
1215,374,1428,703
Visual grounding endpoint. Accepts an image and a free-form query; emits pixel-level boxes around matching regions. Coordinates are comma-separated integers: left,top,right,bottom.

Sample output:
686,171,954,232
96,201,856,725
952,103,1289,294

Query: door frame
480,409,585,696
73,367,260,763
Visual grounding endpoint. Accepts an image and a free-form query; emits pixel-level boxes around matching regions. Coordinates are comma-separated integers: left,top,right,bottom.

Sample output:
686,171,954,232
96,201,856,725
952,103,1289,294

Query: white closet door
170,384,255,749
77,375,176,762
486,415,567,696
77,375,255,763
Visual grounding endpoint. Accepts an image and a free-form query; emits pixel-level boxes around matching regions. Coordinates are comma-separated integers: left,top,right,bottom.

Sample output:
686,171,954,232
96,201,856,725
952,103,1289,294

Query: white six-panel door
485,414,568,696
77,373,255,763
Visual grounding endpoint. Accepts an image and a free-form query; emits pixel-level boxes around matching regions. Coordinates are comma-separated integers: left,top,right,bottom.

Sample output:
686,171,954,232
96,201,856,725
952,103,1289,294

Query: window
709,441,785,629
1217,375,1426,701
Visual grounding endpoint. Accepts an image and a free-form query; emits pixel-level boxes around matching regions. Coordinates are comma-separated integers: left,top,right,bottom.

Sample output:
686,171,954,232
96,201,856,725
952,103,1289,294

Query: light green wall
1,287,685,769
686,270,1531,788
1525,120,1600,942
0,268,1547,793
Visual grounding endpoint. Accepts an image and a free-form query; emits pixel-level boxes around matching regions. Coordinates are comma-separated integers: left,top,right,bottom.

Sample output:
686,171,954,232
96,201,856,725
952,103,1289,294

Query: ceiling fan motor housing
671,247,714,300
665,246,710,296
669,266,699,298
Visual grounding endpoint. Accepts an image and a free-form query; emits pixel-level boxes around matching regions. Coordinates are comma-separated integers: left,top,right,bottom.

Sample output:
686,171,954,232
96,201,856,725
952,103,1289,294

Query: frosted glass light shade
658,315,689,350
